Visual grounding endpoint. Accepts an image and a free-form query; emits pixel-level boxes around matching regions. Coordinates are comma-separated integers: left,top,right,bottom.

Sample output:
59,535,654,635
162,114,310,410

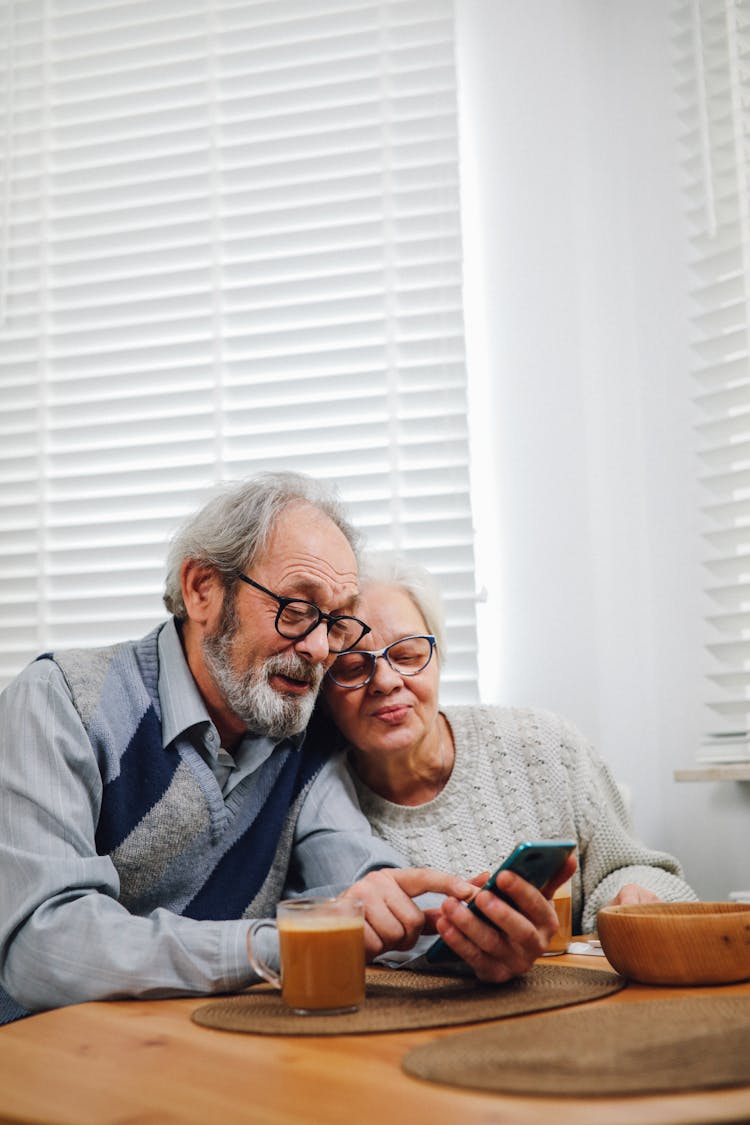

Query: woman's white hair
359,551,447,658
163,471,361,620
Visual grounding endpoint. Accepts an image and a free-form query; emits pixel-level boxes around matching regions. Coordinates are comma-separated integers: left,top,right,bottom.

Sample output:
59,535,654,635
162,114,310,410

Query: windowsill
674,764,750,782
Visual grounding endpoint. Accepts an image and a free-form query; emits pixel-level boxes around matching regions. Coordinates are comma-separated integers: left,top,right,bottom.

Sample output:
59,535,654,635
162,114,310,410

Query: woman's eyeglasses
326,634,436,689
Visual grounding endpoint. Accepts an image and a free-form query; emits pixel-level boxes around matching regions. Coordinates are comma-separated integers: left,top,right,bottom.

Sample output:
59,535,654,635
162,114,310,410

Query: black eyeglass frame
326,633,437,689
235,572,371,653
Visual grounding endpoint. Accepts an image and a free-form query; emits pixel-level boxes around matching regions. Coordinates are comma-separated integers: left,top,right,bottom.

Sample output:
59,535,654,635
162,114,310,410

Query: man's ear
181,560,223,626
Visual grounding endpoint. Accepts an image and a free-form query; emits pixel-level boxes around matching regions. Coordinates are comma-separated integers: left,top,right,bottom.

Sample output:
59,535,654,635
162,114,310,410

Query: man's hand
427,853,578,983
607,883,660,907
340,868,475,959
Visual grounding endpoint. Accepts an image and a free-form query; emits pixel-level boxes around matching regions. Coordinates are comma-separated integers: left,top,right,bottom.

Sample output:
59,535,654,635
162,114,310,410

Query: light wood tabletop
0,952,748,1125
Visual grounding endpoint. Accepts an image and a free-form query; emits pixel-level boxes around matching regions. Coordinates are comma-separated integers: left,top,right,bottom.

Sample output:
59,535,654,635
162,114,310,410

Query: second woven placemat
191,963,624,1036
402,994,750,1097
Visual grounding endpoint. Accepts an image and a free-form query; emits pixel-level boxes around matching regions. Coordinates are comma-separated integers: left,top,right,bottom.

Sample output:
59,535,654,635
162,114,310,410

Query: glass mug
544,880,573,955
247,896,366,1015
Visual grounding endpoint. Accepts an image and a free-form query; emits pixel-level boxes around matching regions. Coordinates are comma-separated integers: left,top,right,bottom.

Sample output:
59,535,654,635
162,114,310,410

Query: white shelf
674,764,750,782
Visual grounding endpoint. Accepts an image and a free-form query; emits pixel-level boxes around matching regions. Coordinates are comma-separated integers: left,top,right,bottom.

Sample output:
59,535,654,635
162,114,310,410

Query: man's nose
293,620,331,664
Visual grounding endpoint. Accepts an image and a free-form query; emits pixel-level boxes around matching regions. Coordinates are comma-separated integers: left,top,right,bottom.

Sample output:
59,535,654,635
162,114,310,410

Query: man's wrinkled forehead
253,504,360,608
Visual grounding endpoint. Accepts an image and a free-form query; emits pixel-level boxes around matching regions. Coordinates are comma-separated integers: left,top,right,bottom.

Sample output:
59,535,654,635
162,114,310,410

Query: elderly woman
321,554,697,938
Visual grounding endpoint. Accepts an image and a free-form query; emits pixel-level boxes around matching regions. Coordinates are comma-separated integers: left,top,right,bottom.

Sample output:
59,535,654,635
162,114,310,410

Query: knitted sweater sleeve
559,718,698,932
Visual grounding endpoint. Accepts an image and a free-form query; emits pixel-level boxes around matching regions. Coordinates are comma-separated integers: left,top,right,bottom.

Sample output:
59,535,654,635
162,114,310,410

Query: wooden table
1,952,748,1125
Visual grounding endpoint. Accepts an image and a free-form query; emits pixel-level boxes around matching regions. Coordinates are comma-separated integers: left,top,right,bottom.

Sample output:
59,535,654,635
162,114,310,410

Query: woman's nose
368,654,402,692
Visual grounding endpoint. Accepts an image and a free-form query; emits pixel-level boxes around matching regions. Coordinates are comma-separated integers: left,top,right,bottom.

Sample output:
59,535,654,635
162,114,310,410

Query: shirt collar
158,617,214,749
157,617,306,753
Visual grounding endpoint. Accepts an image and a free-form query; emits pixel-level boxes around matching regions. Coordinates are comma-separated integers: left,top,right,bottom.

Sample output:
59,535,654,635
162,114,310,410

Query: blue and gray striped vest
0,624,327,1025
51,623,328,920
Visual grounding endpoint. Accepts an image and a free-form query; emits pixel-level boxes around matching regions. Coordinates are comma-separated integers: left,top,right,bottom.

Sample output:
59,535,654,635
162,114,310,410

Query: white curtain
674,0,750,749
0,0,478,700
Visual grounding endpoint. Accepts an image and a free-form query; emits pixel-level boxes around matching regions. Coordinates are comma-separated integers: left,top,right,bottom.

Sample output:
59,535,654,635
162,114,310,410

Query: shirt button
206,729,218,747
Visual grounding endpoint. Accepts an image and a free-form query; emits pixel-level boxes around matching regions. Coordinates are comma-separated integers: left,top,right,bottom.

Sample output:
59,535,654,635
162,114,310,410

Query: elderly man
0,472,571,1023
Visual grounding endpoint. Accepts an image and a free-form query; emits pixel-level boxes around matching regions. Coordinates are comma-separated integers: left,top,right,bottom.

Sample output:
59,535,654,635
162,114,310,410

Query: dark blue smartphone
425,839,576,965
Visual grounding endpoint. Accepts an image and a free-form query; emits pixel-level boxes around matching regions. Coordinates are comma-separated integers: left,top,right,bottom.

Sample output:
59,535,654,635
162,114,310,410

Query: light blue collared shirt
158,621,284,798
0,620,412,1015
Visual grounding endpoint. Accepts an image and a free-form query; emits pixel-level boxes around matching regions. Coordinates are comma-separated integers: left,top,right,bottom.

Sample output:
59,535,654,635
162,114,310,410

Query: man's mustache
263,652,324,689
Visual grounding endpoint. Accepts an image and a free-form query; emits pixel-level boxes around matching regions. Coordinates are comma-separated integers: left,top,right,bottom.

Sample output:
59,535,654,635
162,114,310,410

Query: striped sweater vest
40,624,328,921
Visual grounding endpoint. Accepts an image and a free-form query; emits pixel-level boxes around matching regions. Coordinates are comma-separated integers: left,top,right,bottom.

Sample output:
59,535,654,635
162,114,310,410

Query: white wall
456,0,749,899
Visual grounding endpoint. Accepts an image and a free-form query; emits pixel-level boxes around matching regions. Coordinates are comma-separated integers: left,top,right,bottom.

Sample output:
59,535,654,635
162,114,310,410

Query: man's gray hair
163,472,361,620
359,551,447,658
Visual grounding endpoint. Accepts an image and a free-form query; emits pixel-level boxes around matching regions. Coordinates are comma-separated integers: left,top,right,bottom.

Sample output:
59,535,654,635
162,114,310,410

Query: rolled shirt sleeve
289,752,447,967
288,752,409,894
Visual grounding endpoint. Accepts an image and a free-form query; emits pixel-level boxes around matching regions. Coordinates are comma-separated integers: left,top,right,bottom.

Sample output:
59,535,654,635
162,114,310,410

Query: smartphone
425,839,576,965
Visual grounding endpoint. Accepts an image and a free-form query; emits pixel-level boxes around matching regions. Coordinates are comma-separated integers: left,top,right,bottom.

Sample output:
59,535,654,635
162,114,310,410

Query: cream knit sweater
347,705,696,934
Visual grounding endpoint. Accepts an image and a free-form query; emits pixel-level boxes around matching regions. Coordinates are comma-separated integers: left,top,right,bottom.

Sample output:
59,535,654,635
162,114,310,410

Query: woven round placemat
403,994,750,1097
191,963,624,1036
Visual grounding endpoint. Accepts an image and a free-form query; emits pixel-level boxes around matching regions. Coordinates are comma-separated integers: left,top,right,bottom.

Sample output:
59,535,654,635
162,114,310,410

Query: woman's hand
607,883,660,907
429,853,578,983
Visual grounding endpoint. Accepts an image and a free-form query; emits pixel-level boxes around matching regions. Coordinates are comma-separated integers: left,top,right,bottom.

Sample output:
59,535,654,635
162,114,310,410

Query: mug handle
247,918,281,988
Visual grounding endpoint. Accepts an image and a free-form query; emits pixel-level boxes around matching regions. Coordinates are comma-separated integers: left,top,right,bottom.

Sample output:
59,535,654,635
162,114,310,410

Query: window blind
0,0,478,701
673,0,750,741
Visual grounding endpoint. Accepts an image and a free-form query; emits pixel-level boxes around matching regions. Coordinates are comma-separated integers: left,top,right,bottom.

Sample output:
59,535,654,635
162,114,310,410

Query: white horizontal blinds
0,2,45,686
3,0,227,669
0,0,478,701
215,0,476,699
674,0,750,735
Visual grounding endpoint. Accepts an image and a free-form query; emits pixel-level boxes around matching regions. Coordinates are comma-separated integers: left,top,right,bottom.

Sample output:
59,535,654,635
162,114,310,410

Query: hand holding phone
425,839,576,965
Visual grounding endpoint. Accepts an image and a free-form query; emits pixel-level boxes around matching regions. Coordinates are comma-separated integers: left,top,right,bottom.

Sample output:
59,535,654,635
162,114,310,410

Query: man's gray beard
201,596,323,740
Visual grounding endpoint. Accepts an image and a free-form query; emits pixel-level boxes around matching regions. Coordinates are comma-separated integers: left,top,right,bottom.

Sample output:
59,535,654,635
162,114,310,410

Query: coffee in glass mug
544,880,573,955
247,897,365,1014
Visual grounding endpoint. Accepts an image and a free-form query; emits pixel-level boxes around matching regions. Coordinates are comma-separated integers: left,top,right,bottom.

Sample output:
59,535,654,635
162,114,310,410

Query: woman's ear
180,560,223,627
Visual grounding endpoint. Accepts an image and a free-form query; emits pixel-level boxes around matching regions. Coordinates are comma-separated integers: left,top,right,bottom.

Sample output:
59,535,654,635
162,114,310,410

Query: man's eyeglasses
326,634,437,689
235,572,371,654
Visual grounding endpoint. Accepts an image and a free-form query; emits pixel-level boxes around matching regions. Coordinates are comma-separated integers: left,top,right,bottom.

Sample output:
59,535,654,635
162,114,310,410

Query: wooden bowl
596,901,750,986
